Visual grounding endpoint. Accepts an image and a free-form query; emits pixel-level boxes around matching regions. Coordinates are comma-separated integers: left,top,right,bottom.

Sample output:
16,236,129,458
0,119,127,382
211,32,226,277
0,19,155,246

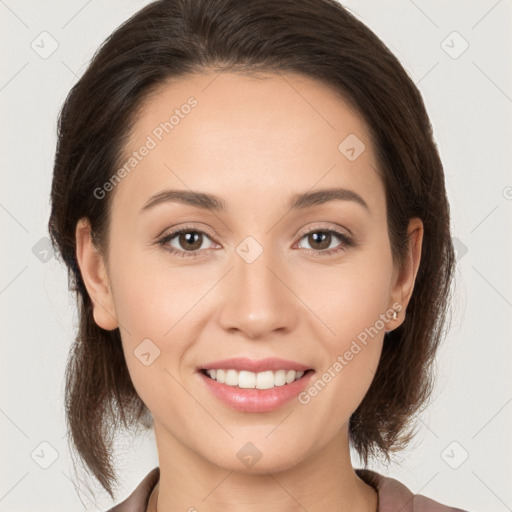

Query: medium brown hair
48,0,456,500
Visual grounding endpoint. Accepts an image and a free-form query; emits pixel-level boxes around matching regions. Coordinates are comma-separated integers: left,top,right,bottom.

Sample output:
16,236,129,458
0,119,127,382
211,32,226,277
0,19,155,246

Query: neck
149,422,377,512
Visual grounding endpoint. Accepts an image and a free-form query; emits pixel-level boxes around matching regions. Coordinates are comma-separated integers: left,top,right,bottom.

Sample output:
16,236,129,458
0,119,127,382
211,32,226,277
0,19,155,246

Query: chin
203,440,310,475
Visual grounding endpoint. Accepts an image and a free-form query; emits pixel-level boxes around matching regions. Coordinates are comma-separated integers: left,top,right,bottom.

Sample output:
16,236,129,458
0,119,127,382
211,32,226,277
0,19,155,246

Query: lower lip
198,370,315,413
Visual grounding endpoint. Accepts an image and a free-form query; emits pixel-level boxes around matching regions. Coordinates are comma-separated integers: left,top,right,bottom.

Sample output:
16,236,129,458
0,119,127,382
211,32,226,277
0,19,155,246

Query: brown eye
176,231,204,251
296,227,355,257
157,227,216,258
305,231,333,251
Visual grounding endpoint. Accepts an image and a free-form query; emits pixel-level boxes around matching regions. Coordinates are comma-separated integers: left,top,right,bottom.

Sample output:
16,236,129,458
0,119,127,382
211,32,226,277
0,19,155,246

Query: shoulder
356,469,471,512
105,467,160,512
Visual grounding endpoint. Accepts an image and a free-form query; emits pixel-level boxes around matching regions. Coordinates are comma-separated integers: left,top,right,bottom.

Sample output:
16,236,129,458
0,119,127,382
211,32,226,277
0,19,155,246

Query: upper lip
199,357,312,373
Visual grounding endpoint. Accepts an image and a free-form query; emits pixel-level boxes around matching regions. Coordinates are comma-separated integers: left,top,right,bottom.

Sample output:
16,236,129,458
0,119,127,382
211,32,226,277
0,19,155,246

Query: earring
385,307,400,334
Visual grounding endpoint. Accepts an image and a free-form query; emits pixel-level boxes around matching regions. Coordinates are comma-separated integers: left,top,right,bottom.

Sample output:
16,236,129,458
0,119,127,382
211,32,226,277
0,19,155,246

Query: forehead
111,71,384,220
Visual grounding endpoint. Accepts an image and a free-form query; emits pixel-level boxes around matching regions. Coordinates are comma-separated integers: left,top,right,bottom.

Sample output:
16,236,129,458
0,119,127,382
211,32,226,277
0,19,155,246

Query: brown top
106,467,470,512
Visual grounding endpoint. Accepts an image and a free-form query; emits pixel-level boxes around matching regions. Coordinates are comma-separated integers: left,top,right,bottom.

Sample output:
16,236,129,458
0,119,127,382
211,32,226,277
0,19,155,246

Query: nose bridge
218,234,296,337
237,236,279,294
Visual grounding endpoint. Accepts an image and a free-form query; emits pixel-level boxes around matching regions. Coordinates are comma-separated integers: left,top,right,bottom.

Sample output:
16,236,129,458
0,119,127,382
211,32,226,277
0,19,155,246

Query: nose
217,241,298,339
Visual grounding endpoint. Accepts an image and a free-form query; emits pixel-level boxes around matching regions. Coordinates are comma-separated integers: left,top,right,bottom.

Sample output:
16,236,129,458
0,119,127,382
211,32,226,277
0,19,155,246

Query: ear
387,217,424,330
75,217,119,331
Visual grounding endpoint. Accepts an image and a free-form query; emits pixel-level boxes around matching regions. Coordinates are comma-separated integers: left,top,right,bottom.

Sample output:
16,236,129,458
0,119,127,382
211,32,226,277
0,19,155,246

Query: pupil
181,232,201,250
311,232,330,249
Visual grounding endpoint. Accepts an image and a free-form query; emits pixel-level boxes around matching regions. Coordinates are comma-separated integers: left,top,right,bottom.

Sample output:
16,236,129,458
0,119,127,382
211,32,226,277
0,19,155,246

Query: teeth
204,369,306,389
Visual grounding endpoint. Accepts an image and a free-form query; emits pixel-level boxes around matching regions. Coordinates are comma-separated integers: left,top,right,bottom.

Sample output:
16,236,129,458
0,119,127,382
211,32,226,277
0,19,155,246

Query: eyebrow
139,187,370,214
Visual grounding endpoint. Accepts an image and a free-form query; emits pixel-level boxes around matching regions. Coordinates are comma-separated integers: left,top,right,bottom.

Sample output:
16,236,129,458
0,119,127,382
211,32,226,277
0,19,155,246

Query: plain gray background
1,1,511,510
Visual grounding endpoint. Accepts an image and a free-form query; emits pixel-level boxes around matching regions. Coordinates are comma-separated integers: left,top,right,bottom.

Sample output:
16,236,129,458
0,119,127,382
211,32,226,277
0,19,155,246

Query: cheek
108,256,200,423
109,248,211,341
305,259,393,345
299,256,392,408
107,251,215,395
297,270,388,437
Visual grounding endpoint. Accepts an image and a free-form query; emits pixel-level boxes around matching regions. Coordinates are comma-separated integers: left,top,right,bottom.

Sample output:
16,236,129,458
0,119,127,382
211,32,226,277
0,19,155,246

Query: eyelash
155,224,355,260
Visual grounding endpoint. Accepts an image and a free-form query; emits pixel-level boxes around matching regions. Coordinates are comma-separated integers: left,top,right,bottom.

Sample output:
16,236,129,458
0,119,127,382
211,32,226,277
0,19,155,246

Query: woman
48,0,468,510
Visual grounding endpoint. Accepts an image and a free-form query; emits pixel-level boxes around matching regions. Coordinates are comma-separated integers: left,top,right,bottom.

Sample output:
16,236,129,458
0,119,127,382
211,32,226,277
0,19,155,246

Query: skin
75,71,423,512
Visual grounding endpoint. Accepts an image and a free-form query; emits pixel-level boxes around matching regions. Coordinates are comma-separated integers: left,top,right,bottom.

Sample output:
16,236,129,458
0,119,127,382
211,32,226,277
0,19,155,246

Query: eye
295,226,355,257
156,226,217,259
156,224,355,259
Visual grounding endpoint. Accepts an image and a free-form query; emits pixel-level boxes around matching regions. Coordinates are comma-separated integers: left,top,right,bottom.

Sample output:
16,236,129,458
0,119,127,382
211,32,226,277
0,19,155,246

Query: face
76,71,422,474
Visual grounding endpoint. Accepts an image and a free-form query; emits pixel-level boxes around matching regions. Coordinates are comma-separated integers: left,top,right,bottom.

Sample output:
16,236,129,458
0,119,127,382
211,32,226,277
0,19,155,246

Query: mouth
197,366,316,413
199,368,315,390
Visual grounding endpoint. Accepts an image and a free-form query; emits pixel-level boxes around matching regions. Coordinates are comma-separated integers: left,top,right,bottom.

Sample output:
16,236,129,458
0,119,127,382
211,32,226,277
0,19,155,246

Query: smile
198,368,315,413
202,368,311,389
